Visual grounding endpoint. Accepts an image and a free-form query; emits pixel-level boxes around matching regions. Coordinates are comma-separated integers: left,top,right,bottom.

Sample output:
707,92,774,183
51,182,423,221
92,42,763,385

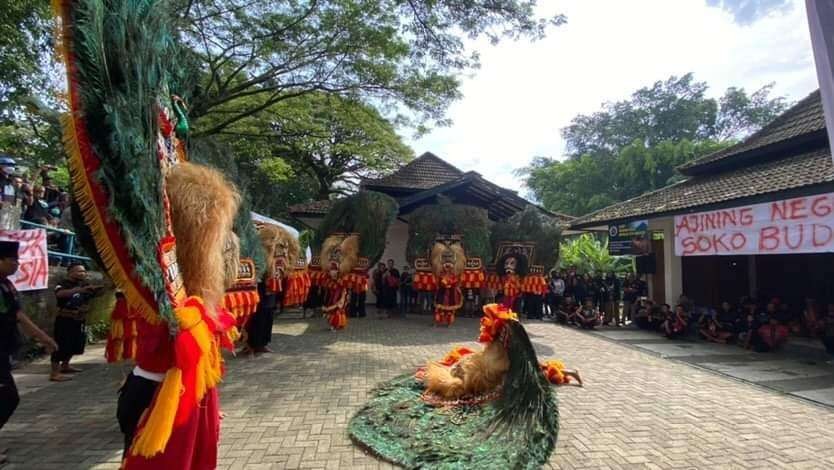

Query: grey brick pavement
2,315,834,469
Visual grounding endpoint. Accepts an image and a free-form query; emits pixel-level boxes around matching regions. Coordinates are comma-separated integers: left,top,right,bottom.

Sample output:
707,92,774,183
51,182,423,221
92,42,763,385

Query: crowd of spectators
0,157,72,232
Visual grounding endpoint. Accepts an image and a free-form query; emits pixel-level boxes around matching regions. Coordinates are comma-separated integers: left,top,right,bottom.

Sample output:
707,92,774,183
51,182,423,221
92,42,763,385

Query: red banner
0,229,48,291
675,193,834,256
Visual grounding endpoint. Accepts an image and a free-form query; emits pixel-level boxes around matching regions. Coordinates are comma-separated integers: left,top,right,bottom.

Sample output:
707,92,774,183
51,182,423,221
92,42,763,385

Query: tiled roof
570,147,834,228
679,90,824,174
288,199,335,215
362,152,464,190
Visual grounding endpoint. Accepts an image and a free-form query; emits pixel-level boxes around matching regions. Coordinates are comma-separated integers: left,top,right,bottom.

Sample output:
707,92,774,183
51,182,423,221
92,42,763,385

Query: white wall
367,218,409,304
649,217,683,306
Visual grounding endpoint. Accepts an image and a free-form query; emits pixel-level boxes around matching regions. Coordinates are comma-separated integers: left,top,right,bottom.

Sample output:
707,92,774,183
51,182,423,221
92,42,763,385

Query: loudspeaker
635,254,656,274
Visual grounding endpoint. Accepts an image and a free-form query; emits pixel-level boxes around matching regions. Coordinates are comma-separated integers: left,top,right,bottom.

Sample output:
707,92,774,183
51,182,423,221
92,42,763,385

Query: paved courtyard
3,314,834,469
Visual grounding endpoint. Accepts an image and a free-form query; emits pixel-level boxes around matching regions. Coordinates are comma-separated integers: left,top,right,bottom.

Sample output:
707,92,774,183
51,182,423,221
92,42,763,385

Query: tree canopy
521,74,790,217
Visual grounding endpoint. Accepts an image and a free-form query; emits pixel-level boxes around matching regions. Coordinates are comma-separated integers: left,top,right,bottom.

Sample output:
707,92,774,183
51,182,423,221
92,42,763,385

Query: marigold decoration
540,360,574,385
438,346,475,366
478,303,519,343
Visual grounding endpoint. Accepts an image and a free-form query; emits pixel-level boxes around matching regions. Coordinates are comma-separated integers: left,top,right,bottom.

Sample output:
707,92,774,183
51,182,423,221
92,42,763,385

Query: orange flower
478,303,518,343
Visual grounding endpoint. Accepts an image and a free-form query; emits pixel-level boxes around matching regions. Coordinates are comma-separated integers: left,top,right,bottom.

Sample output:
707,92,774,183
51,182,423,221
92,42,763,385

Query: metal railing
19,220,92,265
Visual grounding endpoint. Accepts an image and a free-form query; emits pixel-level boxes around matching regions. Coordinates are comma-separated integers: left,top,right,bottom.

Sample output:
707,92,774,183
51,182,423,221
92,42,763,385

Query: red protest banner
674,193,834,256
0,229,49,290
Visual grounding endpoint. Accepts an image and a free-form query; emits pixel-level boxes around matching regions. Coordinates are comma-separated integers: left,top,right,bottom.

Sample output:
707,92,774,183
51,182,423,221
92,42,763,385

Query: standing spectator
622,274,637,324
399,265,413,316
51,263,102,382
0,157,18,206
382,259,400,317
573,274,587,307
603,272,621,326
0,241,58,464
584,273,599,308
547,270,565,319
372,263,385,314
821,303,834,355
23,186,51,225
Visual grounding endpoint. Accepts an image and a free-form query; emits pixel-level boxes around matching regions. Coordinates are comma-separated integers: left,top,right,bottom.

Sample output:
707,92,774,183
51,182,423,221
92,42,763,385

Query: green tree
521,74,787,216
561,74,788,157
174,0,565,135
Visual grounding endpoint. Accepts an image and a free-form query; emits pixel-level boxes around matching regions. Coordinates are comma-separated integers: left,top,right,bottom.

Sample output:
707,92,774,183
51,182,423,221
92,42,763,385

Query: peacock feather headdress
55,0,188,325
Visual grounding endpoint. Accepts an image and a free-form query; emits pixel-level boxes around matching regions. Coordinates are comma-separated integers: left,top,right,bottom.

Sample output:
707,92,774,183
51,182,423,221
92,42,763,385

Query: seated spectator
556,295,578,325
738,311,759,349
701,302,735,343
774,301,801,334
576,298,600,330
752,316,789,353
634,298,661,330
663,304,689,339
821,303,834,355
801,298,822,338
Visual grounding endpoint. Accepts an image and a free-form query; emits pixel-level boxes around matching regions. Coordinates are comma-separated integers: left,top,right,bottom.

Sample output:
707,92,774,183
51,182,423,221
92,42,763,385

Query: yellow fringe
111,318,124,339
130,368,183,458
52,1,158,323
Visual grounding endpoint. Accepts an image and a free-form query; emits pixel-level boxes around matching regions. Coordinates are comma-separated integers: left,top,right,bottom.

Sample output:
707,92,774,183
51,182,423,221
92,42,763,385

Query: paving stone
2,315,834,469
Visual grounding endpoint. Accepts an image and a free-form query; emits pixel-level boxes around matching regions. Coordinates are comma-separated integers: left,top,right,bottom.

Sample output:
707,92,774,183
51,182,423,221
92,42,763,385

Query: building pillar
660,217,683,306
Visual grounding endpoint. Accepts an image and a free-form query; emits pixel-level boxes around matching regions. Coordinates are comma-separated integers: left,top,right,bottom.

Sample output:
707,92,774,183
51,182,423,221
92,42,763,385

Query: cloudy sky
406,0,819,194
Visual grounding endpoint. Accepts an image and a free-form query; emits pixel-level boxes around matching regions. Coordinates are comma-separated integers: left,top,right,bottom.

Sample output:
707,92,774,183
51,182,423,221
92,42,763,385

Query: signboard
608,220,650,255
675,192,834,256
0,229,48,291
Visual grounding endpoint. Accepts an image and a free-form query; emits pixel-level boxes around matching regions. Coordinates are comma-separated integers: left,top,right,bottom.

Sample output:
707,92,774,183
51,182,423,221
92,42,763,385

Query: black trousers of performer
0,356,19,430
523,294,543,320
247,292,277,349
51,316,86,364
116,372,159,458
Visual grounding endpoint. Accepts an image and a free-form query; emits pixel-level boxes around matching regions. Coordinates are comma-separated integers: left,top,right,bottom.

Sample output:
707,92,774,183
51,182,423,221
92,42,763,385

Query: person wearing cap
0,240,58,464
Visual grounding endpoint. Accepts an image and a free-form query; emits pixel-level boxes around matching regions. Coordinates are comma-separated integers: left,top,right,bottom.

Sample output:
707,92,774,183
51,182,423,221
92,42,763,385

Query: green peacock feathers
313,191,398,266
406,196,492,263
62,0,185,323
490,206,563,269
348,320,558,469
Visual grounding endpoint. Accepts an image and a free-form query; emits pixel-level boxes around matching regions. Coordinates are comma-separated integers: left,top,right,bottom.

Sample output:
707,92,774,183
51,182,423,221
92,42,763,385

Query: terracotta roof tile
288,199,335,215
571,147,834,228
362,152,463,190
680,90,824,173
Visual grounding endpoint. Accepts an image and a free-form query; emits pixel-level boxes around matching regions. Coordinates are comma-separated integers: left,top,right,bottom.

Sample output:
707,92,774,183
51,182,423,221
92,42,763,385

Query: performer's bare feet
61,365,83,374
254,346,273,354
49,373,72,382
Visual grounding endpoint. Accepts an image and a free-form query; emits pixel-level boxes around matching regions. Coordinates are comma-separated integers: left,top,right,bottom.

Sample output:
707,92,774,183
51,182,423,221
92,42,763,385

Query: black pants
116,372,159,458
0,357,19,430
247,297,276,349
52,316,86,364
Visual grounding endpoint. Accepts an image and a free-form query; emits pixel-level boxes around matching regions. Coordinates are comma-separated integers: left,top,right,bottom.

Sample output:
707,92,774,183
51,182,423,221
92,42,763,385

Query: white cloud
407,0,818,194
